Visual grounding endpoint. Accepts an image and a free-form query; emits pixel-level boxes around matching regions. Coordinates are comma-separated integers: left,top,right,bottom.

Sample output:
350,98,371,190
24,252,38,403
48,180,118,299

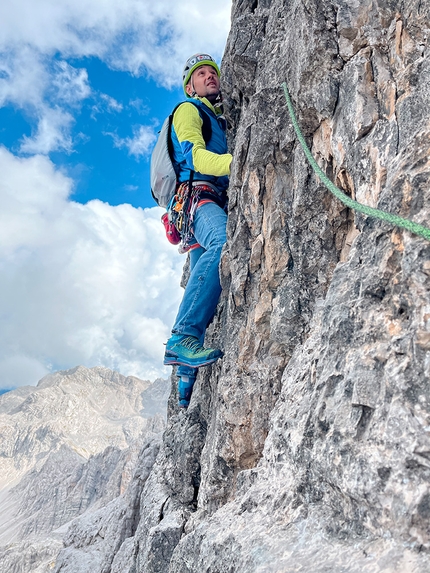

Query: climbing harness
167,181,220,253
282,82,430,242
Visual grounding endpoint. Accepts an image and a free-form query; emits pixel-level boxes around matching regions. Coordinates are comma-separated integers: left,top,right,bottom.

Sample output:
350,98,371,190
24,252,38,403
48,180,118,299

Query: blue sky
1,57,183,208
0,0,232,389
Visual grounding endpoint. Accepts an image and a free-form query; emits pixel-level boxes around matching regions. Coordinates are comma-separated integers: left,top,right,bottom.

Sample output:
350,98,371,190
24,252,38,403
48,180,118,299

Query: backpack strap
196,104,212,145
170,100,212,149
168,101,214,251
169,100,213,194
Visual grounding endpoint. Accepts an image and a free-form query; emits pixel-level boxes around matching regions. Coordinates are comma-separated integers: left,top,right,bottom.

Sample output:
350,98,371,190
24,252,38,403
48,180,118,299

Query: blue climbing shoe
164,334,223,368
178,375,195,409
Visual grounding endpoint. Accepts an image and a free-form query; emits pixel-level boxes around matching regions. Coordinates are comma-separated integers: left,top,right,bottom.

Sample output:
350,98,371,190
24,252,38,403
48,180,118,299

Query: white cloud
20,107,75,154
0,1,232,387
0,146,185,388
0,1,231,98
91,93,123,120
0,51,80,154
106,125,157,158
0,356,49,391
51,61,90,104
129,98,150,115
0,0,231,154
100,93,123,112
0,46,47,109
0,1,231,84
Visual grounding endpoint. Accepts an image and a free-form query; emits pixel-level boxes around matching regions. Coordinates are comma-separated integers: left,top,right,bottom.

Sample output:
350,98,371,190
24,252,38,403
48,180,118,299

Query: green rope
282,82,430,242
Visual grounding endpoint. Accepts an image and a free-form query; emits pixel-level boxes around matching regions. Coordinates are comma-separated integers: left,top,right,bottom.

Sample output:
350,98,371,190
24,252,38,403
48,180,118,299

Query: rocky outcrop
0,367,169,573
118,0,429,571
25,0,430,571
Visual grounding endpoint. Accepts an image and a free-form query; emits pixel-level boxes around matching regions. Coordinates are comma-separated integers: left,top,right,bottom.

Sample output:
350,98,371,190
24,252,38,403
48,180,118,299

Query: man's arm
173,102,232,177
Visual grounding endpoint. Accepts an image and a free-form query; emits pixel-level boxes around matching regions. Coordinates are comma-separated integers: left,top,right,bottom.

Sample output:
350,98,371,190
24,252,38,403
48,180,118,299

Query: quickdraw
167,182,216,253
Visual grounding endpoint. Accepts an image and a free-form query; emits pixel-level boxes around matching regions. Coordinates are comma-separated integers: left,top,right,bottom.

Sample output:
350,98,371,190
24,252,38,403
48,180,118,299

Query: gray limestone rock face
117,0,430,571
10,1,430,571
0,366,169,573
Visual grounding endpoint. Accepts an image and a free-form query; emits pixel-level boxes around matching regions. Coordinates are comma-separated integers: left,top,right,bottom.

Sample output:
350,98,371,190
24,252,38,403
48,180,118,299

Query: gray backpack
150,102,212,208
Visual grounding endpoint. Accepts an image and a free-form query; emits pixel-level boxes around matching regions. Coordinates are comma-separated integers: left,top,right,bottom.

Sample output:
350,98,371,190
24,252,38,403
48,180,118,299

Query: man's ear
185,83,193,96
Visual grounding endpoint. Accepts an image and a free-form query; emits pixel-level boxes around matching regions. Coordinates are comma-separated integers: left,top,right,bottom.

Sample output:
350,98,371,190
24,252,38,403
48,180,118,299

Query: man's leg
164,202,227,368
175,246,203,407
173,202,227,338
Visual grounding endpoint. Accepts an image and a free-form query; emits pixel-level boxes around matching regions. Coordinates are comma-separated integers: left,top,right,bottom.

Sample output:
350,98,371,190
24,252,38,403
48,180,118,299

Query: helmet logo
186,54,213,67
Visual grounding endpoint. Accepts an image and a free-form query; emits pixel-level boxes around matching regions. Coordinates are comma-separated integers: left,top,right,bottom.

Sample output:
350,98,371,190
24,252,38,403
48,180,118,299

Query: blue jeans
173,201,227,379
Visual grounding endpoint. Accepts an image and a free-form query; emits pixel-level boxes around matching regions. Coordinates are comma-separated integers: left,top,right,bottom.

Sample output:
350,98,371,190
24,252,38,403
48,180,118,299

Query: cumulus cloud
0,146,185,388
0,46,47,109
0,1,231,83
0,1,232,387
0,0,231,154
0,50,80,154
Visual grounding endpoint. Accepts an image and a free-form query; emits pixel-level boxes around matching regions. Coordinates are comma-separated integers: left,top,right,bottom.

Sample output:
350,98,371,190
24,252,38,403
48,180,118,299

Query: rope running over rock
282,82,430,242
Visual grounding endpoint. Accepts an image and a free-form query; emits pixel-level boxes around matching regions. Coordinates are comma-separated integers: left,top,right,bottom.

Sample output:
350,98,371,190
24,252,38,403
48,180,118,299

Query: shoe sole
163,352,223,368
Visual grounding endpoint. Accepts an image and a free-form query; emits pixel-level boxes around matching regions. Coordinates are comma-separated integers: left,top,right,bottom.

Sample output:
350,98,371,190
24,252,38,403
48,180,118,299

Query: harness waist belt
192,181,221,194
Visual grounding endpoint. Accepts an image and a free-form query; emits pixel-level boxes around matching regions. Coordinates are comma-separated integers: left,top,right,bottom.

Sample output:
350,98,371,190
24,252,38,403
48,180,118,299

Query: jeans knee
208,232,226,251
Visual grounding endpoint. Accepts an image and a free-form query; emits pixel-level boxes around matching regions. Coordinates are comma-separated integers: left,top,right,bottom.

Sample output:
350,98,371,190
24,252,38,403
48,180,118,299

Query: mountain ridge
2,0,430,571
0,366,169,572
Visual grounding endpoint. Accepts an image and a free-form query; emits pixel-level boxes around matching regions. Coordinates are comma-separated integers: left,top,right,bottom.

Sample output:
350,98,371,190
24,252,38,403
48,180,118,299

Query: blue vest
171,99,229,193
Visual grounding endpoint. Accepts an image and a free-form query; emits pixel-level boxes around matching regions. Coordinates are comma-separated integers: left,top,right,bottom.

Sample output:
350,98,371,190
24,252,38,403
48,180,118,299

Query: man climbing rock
163,53,232,408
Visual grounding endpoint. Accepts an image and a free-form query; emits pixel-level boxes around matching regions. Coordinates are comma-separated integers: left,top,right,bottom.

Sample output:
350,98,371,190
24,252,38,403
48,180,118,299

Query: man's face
186,64,220,101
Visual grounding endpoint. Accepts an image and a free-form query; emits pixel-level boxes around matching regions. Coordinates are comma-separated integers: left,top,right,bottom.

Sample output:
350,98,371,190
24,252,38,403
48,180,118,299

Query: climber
163,53,232,408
